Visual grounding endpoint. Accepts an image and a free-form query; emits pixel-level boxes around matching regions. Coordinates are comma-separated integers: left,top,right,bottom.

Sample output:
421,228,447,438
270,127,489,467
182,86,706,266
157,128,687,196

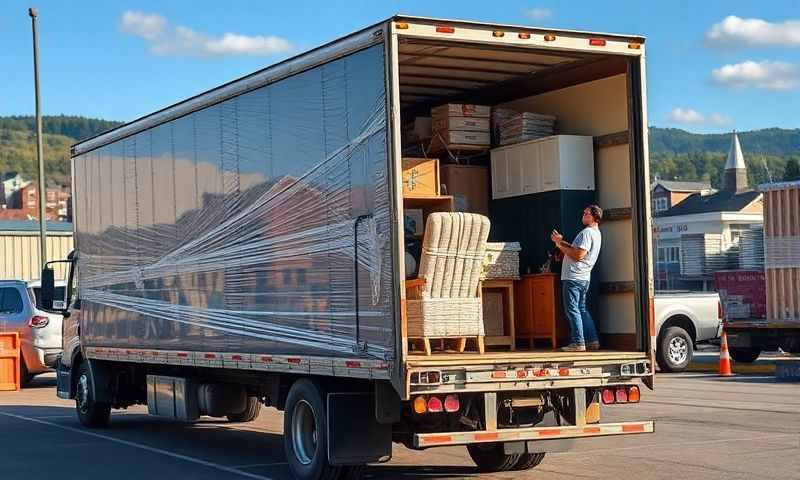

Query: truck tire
467,443,521,472
227,396,261,423
728,347,761,363
657,326,693,372
75,361,111,428
284,379,343,480
513,452,546,470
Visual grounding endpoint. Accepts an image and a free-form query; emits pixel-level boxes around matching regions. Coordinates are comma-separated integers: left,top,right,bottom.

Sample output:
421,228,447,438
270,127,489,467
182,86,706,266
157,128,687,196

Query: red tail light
615,388,629,403
427,396,443,413
28,315,49,328
589,38,607,46
435,25,455,34
601,388,615,404
444,394,460,412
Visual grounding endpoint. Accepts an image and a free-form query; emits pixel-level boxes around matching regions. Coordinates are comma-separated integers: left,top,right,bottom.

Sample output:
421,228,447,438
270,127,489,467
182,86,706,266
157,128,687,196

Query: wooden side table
515,273,566,349
481,279,516,351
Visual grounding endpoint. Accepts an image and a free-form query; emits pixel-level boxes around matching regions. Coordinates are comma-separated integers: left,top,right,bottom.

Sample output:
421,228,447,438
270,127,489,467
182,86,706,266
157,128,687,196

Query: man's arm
556,240,588,262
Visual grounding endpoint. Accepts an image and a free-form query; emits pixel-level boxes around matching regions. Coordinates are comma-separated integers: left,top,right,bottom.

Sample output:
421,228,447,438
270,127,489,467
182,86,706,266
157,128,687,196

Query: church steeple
723,131,748,193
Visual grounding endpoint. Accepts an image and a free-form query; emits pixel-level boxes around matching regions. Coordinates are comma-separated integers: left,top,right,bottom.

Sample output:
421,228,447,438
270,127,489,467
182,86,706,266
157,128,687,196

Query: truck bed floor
405,350,646,367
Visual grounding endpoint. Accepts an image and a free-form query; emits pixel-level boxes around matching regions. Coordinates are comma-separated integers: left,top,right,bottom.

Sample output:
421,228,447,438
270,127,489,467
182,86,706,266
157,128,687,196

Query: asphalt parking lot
1,372,797,480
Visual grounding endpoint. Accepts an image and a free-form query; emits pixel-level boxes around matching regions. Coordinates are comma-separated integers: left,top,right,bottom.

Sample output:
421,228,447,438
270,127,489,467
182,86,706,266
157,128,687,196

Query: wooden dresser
515,273,568,349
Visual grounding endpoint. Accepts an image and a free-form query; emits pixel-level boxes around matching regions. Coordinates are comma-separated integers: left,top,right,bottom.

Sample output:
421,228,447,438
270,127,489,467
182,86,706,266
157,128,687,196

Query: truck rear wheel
467,443,520,472
227,396,261,423
284,379,361,480
657,326,693,372
75,362,111,428
728,347,761,363
513,452,546,470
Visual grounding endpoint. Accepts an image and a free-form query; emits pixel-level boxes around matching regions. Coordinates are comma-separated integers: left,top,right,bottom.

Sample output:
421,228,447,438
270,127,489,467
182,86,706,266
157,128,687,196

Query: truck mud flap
56,357,73,399
327,392,391,465
414,420,654,448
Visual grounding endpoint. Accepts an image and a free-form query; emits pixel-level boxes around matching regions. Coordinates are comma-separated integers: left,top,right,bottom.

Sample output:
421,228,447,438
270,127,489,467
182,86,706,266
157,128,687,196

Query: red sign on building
714,270,767,319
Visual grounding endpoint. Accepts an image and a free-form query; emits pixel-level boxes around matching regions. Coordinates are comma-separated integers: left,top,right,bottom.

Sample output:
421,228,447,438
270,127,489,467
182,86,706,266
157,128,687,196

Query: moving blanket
71,45,395,360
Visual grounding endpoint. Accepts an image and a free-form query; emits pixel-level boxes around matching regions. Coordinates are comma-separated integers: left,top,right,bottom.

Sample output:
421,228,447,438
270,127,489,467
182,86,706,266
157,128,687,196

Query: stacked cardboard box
430,104,491,153
492,108,556,146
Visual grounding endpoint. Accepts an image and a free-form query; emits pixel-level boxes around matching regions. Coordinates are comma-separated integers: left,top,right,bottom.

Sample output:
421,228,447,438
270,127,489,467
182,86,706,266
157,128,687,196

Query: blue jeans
562,280,599,345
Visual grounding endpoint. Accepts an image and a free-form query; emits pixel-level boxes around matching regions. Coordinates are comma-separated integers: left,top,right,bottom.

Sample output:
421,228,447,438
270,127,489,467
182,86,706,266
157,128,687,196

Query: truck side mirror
41,266,55,310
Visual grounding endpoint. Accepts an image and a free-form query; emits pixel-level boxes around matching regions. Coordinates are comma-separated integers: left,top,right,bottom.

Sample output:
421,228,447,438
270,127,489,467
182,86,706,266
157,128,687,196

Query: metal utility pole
29,7,47,271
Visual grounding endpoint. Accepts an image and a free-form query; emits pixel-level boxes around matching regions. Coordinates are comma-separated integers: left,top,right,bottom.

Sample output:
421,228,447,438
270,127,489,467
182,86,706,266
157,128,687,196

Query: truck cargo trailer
42,16,656,480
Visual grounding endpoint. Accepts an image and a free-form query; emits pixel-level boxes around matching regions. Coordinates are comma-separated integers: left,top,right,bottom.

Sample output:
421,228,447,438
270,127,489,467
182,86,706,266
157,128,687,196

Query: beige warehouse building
0,220,73,281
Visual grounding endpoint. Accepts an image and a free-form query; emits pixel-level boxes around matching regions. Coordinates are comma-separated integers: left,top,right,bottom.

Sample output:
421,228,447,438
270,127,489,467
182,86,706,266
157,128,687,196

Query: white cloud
667,108,732,126
711,60,800,91
523,8,552,21
706,16,800,48
120,10,293,57
120,11,166,41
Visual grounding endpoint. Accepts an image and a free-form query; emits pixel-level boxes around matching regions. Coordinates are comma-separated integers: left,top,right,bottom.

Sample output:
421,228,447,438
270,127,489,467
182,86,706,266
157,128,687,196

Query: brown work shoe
560,343,586,352
587,341,601,351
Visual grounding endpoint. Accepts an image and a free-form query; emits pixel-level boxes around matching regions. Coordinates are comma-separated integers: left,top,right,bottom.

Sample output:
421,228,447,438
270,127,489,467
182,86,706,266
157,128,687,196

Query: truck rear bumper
414,420,654,448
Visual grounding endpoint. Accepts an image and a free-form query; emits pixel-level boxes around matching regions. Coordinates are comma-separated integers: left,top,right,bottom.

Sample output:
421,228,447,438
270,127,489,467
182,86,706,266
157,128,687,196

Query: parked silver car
0,279,65,385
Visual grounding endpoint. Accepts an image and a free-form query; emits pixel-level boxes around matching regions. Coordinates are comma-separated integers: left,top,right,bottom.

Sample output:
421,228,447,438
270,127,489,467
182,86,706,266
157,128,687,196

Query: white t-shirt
561,226,602,282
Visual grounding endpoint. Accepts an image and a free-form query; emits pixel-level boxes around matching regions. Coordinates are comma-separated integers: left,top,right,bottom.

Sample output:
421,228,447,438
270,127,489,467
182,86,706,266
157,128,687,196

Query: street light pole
29,7,47,272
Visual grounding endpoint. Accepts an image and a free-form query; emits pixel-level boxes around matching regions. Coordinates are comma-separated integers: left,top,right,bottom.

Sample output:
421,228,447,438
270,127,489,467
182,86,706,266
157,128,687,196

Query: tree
784,158,800,181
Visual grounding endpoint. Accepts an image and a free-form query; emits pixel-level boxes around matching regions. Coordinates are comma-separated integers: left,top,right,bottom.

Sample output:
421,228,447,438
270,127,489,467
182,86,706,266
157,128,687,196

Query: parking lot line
0,412,275,480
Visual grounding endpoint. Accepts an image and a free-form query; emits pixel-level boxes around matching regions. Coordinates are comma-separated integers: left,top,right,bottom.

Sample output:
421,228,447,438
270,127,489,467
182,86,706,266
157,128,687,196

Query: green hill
0,115,122,188
0,115,122,143
649,127,800,187
1,116,798,190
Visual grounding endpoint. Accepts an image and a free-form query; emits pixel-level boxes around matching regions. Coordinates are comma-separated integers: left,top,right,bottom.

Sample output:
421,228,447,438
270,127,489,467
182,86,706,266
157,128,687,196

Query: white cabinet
490,135,594,199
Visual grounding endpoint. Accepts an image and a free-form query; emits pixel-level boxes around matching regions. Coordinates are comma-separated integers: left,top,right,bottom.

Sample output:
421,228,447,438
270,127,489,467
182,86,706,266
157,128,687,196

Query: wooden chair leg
477,336,485,354
423,338,432,356
456,338,467,353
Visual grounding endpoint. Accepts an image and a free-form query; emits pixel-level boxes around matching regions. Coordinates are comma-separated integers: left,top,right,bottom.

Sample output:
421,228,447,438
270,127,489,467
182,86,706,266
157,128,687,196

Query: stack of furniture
492,108,556,146
405,212,491,355
429,104,491,154
489,135,595,275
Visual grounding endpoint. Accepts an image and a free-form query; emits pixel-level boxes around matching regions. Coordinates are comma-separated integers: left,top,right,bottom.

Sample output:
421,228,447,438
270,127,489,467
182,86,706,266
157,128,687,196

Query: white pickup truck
654,292,722,372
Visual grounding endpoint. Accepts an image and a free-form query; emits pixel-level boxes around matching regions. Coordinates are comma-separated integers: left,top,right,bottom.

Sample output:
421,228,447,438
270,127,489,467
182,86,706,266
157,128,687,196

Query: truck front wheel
467,443,520,472
728,347,761,363
74,362,111,428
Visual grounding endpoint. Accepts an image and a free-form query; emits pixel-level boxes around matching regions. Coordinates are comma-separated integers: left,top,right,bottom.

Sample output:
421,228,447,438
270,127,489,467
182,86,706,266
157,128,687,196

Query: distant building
651,179,714,214
653,132,763,290
0,220,73,281
5,183,70,221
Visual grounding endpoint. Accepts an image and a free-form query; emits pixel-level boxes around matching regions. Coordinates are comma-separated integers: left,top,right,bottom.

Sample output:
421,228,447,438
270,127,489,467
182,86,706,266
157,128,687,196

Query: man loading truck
552,205,604,352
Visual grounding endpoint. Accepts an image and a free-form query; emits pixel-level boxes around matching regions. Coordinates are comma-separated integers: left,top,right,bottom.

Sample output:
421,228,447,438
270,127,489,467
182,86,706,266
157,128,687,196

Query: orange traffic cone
719,331,733,376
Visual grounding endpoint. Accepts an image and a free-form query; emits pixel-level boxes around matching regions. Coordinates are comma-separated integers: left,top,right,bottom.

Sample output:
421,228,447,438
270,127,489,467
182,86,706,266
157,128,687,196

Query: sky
1,0,799,134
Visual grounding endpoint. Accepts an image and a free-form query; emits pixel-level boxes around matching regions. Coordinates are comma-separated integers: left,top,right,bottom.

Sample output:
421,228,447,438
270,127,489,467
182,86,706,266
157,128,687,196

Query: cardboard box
402,158,440,197
432,104,491,118
431,130,490,153
440,164,489,215
432,116,490,133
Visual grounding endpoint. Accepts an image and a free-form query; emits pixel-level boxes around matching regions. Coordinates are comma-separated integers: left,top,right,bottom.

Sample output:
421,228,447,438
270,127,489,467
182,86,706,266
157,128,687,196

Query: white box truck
42,16,656,480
